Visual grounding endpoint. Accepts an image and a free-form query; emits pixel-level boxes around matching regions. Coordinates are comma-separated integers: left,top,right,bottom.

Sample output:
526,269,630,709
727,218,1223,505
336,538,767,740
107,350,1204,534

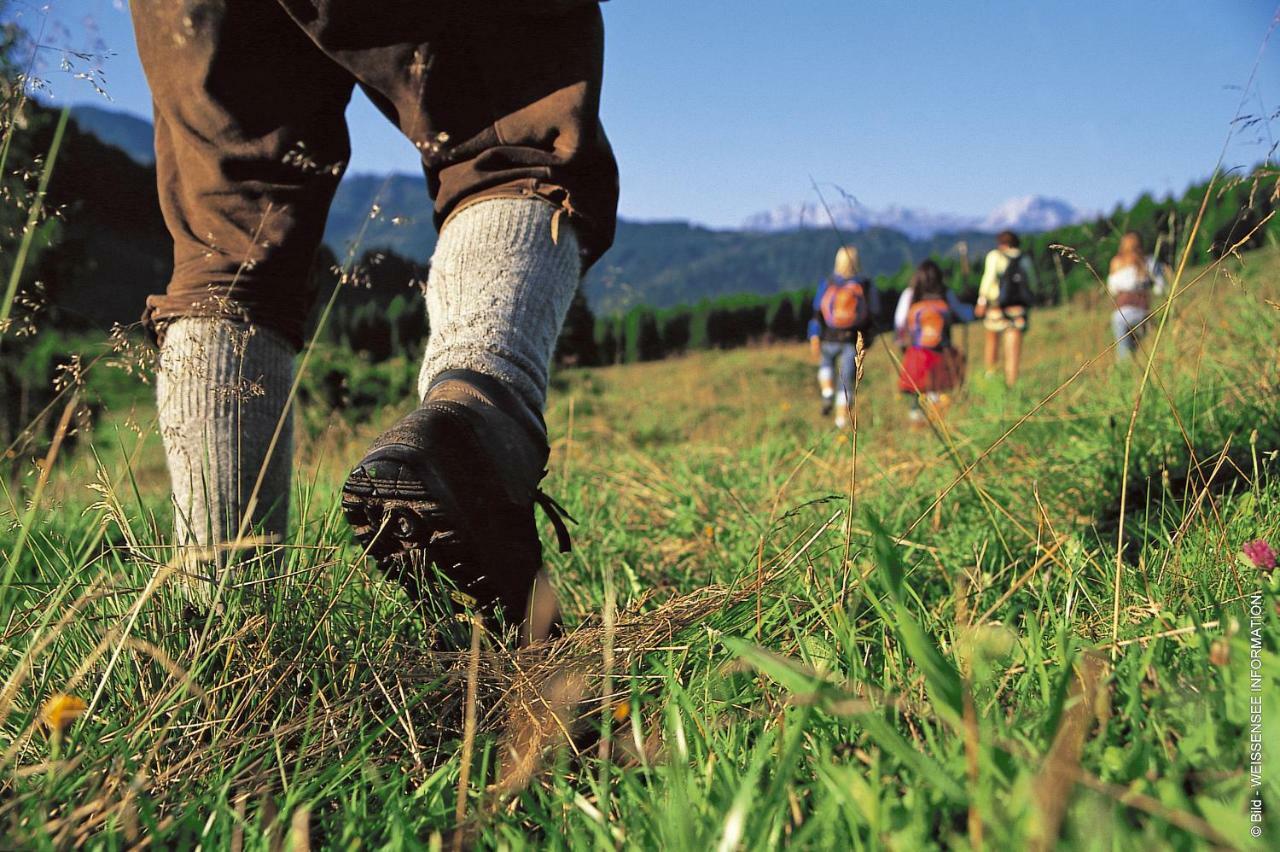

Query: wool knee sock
417,198,581,431
157,318,295,550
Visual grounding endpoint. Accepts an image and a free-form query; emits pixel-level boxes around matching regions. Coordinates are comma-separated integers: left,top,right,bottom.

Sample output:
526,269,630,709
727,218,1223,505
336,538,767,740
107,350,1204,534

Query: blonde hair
833,245,860,278
1110,231,1145,274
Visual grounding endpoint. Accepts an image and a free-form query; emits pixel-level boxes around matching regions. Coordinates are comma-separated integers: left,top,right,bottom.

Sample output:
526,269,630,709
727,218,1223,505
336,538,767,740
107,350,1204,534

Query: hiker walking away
808,246,880,429
974,230,1036,388
132,0,618,641
897,260,965,424
893,269,974,347
1106,232,1168,360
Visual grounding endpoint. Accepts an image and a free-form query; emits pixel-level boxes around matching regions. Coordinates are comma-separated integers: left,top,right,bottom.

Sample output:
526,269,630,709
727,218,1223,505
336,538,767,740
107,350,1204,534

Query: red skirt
898,347,965,393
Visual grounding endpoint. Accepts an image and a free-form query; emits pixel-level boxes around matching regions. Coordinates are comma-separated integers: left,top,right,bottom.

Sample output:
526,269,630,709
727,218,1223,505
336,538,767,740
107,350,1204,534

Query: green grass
1,242,1278,849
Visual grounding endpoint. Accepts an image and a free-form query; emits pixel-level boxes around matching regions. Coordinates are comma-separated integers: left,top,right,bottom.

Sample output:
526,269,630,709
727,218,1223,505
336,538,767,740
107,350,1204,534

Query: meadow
0,204,1277,848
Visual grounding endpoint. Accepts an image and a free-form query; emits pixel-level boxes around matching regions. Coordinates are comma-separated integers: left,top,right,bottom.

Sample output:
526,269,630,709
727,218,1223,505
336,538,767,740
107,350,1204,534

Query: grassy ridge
1,242,1278,847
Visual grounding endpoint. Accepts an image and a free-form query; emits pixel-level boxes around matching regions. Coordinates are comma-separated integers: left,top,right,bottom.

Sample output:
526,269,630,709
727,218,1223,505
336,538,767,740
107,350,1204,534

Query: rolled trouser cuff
142,284,311,351
442,178,614,273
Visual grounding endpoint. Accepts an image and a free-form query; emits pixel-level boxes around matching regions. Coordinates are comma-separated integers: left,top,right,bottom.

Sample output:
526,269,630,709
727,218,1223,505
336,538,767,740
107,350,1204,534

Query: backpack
997,253,1033,308
908,300,950,350
820,279,869,330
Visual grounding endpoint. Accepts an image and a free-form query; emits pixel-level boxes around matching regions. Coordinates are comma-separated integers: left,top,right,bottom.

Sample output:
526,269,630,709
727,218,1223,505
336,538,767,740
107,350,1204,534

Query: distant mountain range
742,194,1093,239
76,103,1092,240
42,104,1088,320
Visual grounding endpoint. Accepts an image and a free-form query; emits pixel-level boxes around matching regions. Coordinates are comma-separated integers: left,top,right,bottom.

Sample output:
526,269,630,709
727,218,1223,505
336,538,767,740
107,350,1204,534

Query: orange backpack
820,279,868,330
908,299,950,350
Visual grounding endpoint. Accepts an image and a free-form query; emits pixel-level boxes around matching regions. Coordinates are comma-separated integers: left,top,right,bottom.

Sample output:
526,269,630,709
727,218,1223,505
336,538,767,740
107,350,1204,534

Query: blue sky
10,0,1279,227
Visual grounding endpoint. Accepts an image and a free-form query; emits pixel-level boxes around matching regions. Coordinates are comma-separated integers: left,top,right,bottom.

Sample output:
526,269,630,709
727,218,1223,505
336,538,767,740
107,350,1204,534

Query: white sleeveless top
1107,257,1167,296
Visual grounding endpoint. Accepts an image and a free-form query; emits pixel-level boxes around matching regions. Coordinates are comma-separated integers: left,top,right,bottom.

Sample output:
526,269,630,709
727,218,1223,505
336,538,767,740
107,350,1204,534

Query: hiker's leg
905,392,925,423
1111,310,1132,359
1004,328,1023,387
835,341,857,414
983,328,1000,373
818,344,837,401
414,175,587,635
296,3,618,630
1113,307,1145,360
133,0,354,547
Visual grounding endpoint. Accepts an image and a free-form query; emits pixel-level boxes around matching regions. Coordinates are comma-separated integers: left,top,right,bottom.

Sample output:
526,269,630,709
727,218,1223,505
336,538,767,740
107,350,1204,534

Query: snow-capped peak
742,194,1092,238
980,195,1085,233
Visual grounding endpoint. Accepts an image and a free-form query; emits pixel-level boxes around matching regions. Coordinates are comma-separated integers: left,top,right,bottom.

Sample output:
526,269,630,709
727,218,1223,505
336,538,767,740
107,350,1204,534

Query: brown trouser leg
132,0,619,349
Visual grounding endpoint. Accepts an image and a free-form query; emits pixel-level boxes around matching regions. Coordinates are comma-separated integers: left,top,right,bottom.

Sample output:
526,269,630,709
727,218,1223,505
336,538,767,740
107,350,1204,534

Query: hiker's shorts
131,0,619,349
982,305,1029,334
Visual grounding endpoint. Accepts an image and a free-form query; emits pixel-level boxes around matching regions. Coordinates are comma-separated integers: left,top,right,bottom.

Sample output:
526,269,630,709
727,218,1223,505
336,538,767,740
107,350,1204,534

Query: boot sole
340,446,468,564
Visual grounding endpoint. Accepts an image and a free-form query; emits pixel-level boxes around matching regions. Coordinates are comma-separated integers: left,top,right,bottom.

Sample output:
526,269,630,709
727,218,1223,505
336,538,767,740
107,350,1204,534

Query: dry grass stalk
452,616,482,852
1028,653,1109,851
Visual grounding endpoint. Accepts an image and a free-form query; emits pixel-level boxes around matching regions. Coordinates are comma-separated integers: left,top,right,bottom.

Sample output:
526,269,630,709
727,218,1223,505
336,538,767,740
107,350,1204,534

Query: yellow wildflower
41,693,87,734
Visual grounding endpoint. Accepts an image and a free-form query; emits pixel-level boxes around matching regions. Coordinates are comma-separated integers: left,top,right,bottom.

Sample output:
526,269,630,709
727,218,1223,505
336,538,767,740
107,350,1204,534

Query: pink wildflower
1243,539,1276,572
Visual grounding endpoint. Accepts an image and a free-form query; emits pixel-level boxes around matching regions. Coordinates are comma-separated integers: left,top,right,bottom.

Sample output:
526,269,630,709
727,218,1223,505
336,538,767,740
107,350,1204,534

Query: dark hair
910,259,947,302
996,230,1020,249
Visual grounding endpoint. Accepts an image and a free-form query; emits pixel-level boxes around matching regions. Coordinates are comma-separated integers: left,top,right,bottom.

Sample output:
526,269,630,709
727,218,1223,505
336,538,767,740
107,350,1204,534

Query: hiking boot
821,396,834,417
341,369,572,634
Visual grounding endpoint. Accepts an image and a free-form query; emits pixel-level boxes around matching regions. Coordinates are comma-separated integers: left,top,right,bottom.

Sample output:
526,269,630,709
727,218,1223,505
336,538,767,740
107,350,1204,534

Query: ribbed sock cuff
418,197,581,429
157,318,295,548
